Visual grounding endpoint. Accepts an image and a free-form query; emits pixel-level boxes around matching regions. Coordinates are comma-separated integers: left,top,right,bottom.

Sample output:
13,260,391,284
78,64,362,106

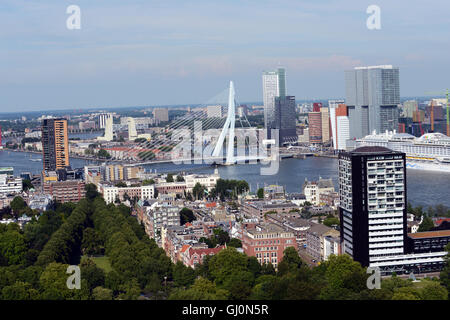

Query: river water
1,150,449,208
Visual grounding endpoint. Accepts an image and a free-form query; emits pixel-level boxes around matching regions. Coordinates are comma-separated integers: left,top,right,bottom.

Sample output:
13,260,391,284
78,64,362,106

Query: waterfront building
308,112,322,144
345,65,400,139
320,107,331,143
302,177,335,206
41,118,70,171
263,185,285,200
0,174,22,196
262,67,286,140
274,95,297,146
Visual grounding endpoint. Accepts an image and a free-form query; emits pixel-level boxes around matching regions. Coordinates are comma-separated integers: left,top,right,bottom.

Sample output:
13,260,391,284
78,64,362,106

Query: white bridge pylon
212,81,236,164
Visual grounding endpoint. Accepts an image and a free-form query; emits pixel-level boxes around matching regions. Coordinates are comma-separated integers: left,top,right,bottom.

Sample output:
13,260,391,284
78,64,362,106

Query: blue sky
1,0,450,111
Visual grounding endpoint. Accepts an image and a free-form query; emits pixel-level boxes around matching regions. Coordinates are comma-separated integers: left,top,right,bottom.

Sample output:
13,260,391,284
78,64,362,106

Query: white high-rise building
262,68,286,134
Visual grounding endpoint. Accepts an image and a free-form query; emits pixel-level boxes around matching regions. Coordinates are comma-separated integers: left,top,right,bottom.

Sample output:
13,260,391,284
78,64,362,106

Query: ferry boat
355,131,450,173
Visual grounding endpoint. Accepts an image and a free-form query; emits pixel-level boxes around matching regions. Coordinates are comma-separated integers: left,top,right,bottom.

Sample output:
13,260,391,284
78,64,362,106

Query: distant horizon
0,96,445,117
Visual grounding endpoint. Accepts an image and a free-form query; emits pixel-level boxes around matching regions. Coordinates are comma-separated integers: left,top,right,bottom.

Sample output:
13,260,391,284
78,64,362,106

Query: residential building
242,200,298,220
308,112,322,144
41,118,69,171
302,177,335,206
0,174,22,196
43,180,85,203
242,222,297,268
306,223,340,261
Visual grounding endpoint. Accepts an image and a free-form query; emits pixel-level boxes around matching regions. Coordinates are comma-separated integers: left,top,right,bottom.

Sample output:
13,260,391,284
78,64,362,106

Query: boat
355,131,450,173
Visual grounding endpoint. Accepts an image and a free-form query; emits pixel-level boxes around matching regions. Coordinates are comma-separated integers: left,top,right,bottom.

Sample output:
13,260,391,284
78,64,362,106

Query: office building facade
262,67,286,140
345,65,400,139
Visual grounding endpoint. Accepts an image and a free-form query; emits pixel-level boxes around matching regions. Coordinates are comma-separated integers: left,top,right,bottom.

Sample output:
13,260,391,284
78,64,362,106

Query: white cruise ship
354,131,450,173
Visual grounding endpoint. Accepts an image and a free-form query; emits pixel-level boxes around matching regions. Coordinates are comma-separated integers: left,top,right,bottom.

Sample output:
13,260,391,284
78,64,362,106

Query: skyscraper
339,146,407,268
274,96,297,145
262,67,296,145
262,67,286,137
345,65,400,139
42,118,70,171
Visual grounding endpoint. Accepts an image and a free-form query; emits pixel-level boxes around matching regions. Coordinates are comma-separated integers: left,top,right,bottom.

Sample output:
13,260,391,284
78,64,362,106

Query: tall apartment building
345,65,400,139
262,67,286,139
308,112,322,144
329,100,351,150
41,118,69,171
320,107,330,143
153,108,169,122
339,146,407,267
339,146,449,274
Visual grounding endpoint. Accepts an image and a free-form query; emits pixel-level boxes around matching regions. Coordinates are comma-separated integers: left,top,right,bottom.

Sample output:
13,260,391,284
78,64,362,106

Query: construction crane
425,89,450,136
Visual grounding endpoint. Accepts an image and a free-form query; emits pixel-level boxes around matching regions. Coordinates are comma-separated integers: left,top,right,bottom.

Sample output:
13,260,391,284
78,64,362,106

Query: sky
1,0,450,111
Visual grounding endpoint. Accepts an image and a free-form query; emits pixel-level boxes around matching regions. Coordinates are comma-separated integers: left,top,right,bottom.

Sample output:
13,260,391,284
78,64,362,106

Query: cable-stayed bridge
122,81,276,167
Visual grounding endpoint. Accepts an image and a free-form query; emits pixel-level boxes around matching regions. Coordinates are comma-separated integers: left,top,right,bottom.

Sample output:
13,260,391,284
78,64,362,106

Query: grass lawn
83,255,113,273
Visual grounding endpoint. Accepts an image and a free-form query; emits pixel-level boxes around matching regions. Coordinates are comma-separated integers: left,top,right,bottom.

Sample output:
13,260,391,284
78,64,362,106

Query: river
0,150,449,208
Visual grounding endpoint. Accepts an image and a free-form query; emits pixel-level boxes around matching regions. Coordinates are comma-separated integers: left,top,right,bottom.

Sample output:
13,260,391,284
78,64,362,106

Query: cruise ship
354,131,450,173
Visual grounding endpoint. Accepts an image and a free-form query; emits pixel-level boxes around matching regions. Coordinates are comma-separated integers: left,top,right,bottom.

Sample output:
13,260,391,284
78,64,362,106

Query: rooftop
408,230,450,239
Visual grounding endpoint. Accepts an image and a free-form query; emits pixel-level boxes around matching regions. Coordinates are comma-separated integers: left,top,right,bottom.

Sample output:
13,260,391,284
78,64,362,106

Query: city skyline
1,0,450,111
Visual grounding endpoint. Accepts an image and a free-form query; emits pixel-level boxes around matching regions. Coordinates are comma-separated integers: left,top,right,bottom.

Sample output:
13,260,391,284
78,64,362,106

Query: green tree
228,238,242,248
419,280,448,300
418,216,435,232
257,188,264,199
192,183,206,200
319,254,368,300
172,261,196,288
85,184,100,201
176,175,185,182
22,179,34,192
97,149,111,159
166,174,174,183
1,281,39,300
10,196,27,216
0,229,27,265
179,208,195,225
142,179,155,186
92,286,113,300
169,277,229,300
